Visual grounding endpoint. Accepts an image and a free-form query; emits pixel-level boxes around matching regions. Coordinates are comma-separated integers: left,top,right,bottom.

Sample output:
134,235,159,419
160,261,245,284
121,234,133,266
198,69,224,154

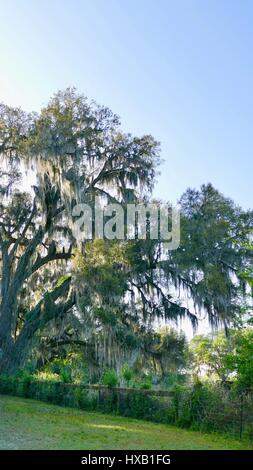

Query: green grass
0,395,252,450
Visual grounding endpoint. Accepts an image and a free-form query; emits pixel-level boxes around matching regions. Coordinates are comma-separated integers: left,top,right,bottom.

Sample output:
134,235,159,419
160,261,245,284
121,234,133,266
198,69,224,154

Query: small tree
190,329,253,390
225,329,253,390
189,332,232,383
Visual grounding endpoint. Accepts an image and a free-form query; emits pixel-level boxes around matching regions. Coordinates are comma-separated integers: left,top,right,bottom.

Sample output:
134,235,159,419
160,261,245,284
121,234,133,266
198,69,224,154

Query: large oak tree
0,89,252,374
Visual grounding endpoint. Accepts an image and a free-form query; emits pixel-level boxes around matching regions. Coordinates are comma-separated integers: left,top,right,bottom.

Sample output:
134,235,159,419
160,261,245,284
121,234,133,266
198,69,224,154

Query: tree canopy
0,88,252,375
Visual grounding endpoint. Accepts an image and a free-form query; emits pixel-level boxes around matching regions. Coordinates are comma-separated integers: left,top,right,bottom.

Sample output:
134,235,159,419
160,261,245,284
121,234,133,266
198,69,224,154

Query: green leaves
224,329,253,389
102,369,118,388
190,329,253,390
174,183,253,327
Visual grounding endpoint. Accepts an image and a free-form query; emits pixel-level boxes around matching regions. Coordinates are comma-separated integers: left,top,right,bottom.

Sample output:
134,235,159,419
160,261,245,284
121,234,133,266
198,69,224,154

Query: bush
34,371,62,382
74,388,97,410
163,372,188,389
140,381,152,390
121,364,133,387
60,368,72,383
139,374,152,390
43,354,89,384
102,369,118,388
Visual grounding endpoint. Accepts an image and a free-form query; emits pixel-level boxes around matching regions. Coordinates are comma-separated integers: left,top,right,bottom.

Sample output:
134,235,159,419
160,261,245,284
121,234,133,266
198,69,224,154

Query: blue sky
0,0,252,209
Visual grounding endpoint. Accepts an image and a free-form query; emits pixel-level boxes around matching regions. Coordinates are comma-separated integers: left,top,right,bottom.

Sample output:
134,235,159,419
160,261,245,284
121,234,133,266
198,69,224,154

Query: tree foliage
0,88,252,376
190,329,253,390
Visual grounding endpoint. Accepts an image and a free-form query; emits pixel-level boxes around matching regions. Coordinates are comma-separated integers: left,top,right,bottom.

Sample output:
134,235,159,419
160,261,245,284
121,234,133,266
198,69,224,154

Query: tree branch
31,250,72,275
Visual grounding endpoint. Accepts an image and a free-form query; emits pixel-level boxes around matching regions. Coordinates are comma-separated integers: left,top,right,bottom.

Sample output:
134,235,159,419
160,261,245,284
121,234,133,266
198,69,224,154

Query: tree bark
0,276,74,374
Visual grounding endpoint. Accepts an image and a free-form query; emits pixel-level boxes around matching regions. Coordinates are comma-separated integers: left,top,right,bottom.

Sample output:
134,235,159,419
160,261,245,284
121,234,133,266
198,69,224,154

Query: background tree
170,184,253,328
225,329,253,390
189,332,233,383
190,328,253,390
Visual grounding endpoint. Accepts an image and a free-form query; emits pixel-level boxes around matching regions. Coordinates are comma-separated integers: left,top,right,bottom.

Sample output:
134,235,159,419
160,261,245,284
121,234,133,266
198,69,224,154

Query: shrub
140,381,152,390
164,372,188,389
43,354,89,384
102,369,118,388
139,374,152,390
60,368,72,383
121,364,133,387
34,371,61,382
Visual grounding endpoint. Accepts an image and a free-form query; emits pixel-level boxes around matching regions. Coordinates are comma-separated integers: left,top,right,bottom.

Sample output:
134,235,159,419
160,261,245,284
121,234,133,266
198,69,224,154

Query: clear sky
0,0,252,210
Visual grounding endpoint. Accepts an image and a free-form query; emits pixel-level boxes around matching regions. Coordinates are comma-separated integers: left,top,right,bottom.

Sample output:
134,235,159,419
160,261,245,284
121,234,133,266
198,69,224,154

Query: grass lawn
0,394,252,450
